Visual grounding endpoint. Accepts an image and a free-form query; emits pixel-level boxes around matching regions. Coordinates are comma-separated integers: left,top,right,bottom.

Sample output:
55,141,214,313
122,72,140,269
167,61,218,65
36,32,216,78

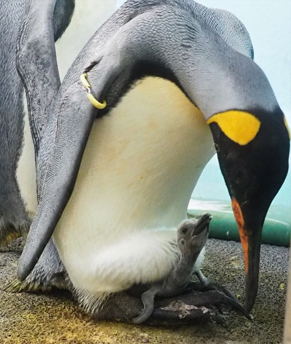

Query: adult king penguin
0,1,75,245
14,0,290,322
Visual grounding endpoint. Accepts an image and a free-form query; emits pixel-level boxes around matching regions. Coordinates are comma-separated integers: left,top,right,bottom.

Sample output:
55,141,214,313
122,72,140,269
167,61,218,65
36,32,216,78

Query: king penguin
12,0,290,322
0,0,75,245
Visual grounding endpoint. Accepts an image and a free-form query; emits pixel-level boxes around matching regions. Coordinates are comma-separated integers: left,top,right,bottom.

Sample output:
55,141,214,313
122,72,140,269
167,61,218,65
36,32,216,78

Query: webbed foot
96,286,249,325
4,271,68,293
4,239,70,293
153,288,248,324
186,280,241,303
0,215,30,248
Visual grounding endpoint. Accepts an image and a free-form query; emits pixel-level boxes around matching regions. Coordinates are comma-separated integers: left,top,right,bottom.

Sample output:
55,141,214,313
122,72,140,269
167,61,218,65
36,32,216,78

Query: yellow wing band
207,110,261,145
80,73,91,88
80,73,107,110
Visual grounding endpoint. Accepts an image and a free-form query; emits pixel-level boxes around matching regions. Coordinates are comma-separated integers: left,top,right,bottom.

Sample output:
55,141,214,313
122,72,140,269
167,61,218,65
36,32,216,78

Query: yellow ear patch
284,116,291,140
207,110,261,145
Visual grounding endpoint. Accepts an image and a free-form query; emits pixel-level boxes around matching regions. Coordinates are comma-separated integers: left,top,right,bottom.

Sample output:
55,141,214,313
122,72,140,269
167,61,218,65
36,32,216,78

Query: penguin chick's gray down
133,214,212,324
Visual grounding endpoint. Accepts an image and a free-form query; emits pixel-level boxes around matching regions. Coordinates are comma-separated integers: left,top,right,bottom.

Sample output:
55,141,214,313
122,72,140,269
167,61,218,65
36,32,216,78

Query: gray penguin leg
0,1,31,247
195,269,210,287
132,287,159,324
5,238,69,293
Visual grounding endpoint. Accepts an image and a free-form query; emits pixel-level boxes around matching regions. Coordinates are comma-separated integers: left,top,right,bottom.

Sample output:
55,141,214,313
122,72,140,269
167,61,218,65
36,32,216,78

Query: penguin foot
4,271,69,294
4,239,71,293
186,281,242,303
0,218,30,248
152,288,250,324
95,287,249,325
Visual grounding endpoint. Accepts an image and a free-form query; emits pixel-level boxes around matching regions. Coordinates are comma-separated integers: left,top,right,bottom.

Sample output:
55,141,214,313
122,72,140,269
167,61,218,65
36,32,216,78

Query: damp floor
0,239,289,344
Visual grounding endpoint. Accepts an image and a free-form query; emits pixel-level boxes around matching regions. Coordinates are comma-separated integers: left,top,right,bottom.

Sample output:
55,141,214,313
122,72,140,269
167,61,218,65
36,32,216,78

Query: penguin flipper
16,0,74,154
17,45,122,281
17,5,153,280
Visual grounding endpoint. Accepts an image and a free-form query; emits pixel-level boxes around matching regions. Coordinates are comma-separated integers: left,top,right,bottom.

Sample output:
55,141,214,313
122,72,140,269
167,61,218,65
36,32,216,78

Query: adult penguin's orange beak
231,198,263,313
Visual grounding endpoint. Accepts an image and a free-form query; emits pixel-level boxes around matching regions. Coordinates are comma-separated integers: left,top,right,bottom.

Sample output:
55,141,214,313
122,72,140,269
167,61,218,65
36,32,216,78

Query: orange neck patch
232,198,249,272
207,110,261,145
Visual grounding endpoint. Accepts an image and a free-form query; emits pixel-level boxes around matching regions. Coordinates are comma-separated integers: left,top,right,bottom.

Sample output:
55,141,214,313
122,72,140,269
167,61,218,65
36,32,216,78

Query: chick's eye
180,239,185,245
181,228,188,235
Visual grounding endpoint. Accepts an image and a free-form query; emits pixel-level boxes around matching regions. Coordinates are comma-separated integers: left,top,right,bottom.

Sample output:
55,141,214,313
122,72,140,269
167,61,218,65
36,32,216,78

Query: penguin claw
0,221,29,248
222,294,251,320
3,278,52,293
4,270,69,294
188,281,245,310
185,282,251,320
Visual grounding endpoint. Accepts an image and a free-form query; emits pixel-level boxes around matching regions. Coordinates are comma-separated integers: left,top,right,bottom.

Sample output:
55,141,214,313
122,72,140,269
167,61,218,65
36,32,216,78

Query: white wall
56,0,117,80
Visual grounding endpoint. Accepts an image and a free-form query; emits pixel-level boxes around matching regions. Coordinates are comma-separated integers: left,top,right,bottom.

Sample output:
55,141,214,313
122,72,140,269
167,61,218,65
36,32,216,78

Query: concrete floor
0,239,288,344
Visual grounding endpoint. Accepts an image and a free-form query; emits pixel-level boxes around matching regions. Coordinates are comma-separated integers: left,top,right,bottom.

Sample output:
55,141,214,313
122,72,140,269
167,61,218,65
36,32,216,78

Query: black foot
155,288,249,324
95,286,249,325
4,271,69,293
0,186,31,248
4,239,70,293
187,281,239,301
186,281,251,320
0,216,30,248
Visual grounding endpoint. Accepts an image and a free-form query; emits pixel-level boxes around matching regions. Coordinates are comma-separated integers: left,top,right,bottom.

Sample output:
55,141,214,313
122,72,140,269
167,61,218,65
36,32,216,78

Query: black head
209,106,290,313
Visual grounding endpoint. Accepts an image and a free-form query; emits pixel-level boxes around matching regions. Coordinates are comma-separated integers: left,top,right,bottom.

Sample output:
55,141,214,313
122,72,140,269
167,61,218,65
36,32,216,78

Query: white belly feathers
52,77,214,295
16,97,37,217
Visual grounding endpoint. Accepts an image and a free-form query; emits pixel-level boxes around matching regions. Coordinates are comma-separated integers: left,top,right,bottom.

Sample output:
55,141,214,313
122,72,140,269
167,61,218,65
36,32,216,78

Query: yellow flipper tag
80,73,107,110
207,110,261,145
80,73,91,88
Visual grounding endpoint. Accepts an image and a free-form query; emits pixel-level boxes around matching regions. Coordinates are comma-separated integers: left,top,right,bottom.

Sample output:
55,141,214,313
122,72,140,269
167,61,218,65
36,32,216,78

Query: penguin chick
133,213,211,324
